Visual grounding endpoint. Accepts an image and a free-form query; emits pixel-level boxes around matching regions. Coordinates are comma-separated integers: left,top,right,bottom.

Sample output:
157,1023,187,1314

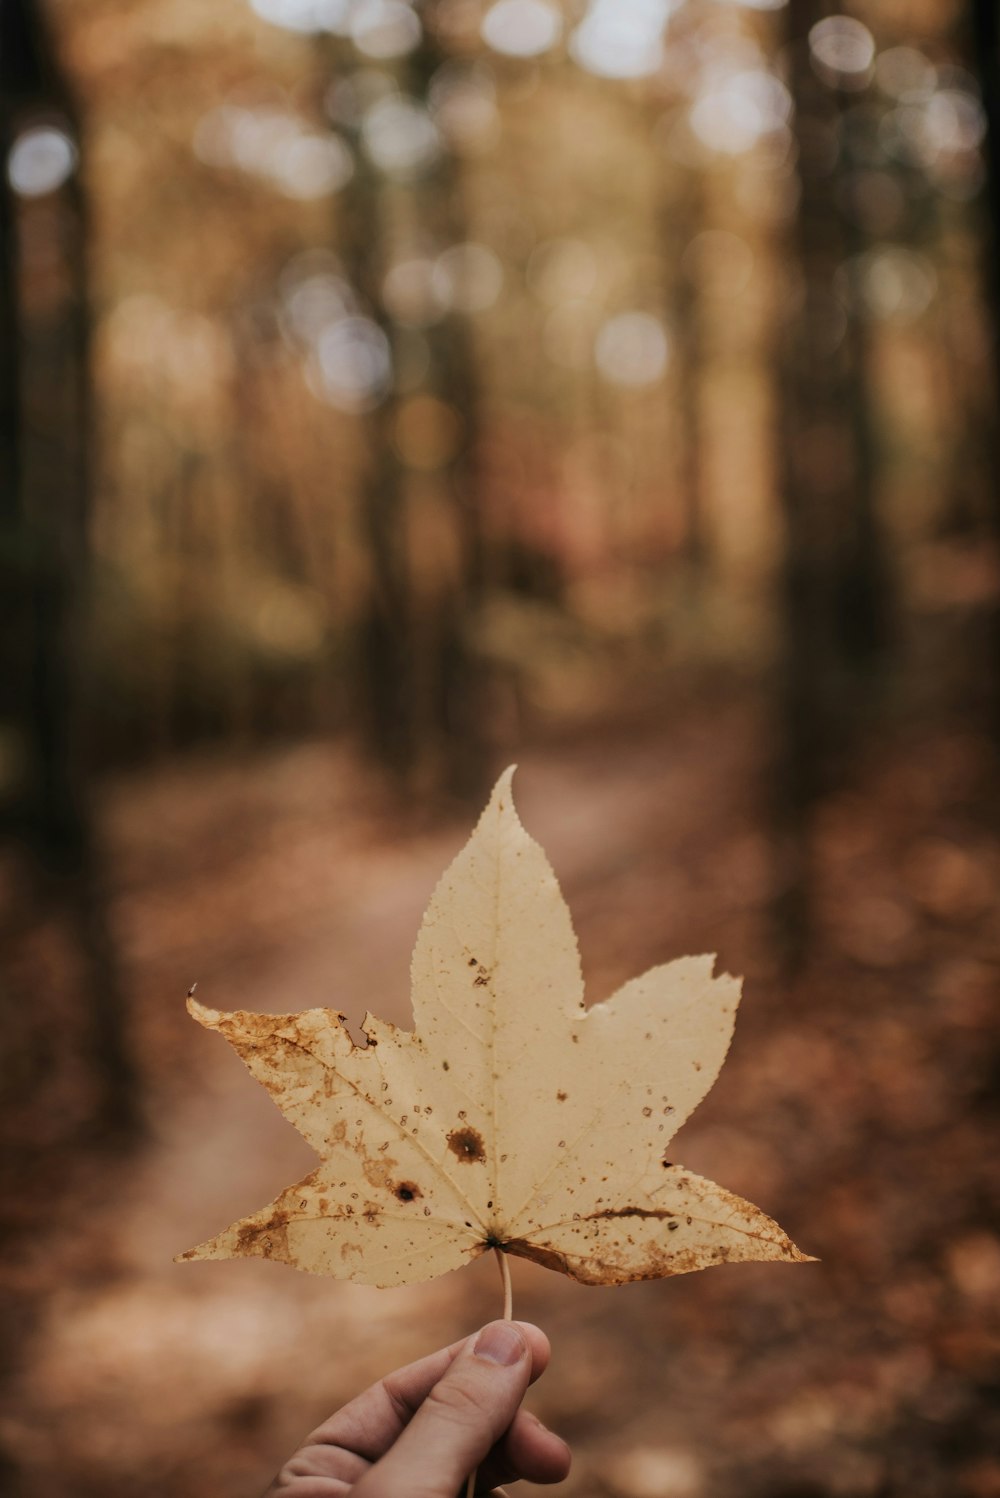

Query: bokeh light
7,125,77,197
569,1,674,82
274,134,355,198
350,0,421,60
480,0,563,59
361,95,441,178
194,104,354,198
279,253,359,346
595,311,670,387
838,247,938,325
880,80,987,196
690,69,792,156
249,0,351,33
307,315,392,409
922,89,987,157
428,63,500,154
875,45,937,102
808,16,877,91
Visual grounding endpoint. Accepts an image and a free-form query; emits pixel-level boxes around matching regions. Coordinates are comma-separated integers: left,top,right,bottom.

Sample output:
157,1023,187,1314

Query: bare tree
968,0,1000,736
0,0,137,1149
327,6,491,794
772,0,892,958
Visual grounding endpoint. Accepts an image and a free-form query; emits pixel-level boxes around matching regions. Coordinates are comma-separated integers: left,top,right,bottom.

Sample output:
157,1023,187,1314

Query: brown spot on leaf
235,1214,290,1260
447,1126,486,1163
503,1239,573,1275
593,1206,678,1221
395,1181,422,1202
557,1090,567,1101
363,1156,397,1190
505,1231,723,1286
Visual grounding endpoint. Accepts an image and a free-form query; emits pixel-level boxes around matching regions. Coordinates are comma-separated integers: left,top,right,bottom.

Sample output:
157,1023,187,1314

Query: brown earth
2,692,999,1498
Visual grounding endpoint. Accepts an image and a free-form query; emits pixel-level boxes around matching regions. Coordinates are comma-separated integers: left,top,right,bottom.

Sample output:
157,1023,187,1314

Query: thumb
353,1321,532,1498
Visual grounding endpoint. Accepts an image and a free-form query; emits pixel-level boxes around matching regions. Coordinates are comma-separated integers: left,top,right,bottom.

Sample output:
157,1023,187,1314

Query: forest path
5,695,999,1498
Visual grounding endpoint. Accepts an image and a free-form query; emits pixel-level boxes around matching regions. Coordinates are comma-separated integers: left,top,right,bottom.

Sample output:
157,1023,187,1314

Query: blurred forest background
2,0,999,1494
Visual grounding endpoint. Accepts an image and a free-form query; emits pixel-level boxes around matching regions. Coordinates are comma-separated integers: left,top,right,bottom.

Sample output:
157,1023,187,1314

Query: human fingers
268,1323,551,1491
350,1321,534,1498
475,1407,572,1491
267,1408,571,1497
302,1323,550,1468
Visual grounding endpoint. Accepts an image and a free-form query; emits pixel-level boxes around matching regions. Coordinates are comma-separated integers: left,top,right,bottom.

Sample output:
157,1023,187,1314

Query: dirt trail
3,702,999,1498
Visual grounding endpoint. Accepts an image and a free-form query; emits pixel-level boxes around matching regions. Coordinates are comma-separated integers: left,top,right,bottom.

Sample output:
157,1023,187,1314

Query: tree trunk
771,0,891,961
967,0,1000,738
330,8,491,795
0,0,138,1147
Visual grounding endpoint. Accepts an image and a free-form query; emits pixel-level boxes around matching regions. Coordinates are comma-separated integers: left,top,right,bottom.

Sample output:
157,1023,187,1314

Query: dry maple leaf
178,768,811,1288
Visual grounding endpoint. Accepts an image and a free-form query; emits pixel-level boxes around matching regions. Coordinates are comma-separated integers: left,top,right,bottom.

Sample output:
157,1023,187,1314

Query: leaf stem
496,1244,513,1321
465,1250,514,1498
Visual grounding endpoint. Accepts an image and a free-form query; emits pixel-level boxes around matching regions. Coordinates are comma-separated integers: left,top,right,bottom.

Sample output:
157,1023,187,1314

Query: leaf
178,768,812,1287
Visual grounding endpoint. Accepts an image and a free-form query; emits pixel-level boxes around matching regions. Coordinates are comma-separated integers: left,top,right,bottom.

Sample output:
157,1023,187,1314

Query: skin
266,1320,572,1498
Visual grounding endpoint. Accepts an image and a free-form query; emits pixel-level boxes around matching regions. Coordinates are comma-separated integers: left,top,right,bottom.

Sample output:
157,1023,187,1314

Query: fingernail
474,1321,526,1366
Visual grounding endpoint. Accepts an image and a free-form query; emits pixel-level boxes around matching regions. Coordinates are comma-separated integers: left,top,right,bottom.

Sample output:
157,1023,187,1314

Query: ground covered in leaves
2,691,999,1498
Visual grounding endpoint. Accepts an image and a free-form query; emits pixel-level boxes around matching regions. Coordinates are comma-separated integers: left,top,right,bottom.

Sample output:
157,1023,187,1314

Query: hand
267,1320,572,1496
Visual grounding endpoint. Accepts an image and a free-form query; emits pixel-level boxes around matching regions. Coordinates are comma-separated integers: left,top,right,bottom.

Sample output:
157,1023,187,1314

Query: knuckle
424,1373,489,1427
380,1372,416,1429
268,1445,359,1494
